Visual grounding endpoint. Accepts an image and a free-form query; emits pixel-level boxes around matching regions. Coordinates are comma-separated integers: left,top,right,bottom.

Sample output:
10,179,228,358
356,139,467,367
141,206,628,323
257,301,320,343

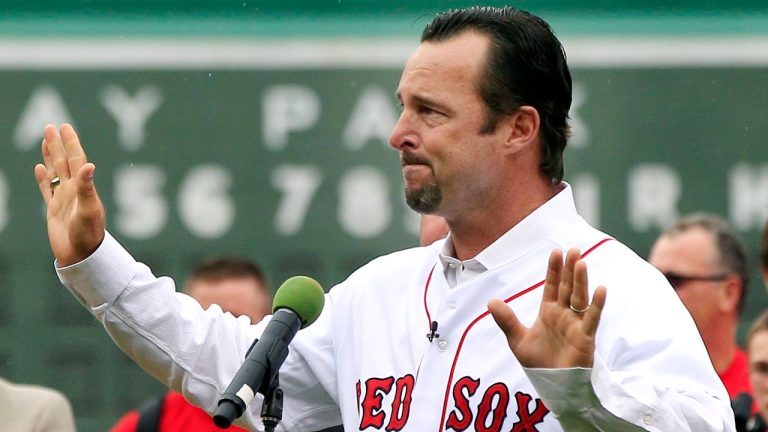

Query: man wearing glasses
649,213,752,402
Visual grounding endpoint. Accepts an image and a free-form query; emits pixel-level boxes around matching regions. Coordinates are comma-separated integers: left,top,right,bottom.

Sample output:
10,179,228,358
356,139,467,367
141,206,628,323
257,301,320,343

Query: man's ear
502,105,540,155
720,275,742,314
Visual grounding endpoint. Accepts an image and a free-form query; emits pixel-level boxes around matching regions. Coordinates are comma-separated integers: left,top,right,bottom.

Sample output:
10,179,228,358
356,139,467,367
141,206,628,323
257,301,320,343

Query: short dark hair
662,213,750,315
421,6,572,183
187,256,269,293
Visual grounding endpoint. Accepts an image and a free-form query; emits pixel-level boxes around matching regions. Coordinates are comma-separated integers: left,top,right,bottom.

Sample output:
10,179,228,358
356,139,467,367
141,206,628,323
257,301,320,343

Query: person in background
740,311,768,431
0,376,76,432
419,214,449,246
649,213,752,401
110,256,271,432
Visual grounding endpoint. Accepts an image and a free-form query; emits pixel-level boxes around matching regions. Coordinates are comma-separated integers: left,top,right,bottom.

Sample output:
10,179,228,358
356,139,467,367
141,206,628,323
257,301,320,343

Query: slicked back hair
421,6,572,184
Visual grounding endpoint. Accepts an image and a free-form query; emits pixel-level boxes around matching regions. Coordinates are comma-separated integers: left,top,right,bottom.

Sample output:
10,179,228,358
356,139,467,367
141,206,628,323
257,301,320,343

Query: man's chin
405,189,441,214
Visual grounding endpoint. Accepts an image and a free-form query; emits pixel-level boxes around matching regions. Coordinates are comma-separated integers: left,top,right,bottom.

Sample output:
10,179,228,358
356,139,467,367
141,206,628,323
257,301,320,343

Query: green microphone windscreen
272,276,325,328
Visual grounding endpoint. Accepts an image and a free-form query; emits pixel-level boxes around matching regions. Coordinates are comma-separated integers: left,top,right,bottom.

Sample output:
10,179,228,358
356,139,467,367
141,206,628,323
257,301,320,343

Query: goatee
405,182,442,213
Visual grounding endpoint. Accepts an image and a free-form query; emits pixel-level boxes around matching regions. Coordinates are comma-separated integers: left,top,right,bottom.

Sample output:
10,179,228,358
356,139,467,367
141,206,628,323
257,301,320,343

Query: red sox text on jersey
356,374,550,431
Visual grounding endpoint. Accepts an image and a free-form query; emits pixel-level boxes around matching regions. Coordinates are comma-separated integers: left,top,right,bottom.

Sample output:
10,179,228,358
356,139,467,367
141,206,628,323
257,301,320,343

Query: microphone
213,276,325,429
427,321,439,342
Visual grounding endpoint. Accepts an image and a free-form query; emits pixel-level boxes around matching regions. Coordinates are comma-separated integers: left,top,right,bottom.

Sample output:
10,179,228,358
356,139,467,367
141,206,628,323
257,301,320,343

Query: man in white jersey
34,6,735,431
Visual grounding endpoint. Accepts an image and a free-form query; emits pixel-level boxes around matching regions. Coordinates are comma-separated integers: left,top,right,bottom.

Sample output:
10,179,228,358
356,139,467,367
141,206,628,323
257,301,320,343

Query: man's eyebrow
396,92,449,112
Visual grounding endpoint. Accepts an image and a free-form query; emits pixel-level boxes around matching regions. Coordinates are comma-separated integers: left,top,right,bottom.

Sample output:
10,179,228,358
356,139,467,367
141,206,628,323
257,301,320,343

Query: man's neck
447,182,560,260
703,320,739,374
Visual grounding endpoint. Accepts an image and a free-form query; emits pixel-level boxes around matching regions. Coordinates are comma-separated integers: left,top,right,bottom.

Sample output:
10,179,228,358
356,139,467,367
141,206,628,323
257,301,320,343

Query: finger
557,248,580,307
542,249,563,303
74,163,99,211
41,138,56,181
582,285,607,336
60,124,88,178
569,259,589,311
44,124,71,180
34,163,53,206
488,298,526,351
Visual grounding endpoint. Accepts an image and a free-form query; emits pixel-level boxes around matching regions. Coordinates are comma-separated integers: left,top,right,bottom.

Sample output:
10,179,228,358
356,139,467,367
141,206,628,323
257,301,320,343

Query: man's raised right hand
34,124,106,267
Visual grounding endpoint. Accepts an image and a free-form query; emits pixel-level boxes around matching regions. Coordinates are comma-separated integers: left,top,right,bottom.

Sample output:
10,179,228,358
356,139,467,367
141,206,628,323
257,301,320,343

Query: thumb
70,162,105,260
488,298,525,349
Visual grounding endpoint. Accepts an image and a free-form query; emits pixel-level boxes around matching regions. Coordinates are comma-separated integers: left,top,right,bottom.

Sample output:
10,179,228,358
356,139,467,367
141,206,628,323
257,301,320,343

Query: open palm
489,248,607,368
34,124,105,267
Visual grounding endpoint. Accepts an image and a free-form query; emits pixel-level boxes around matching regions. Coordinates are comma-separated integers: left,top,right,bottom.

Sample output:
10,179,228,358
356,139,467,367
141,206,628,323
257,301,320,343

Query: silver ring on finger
50,176,61,190
569,304,590,314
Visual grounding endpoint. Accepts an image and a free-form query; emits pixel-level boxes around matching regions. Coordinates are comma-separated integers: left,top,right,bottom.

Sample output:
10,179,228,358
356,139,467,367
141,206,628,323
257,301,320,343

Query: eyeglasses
662,272,727,290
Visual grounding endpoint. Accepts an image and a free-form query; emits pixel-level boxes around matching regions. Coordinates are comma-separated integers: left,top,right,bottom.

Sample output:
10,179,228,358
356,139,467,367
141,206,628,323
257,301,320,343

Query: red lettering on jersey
385,374,415,431
356,380,362,415
445,376,481,431
474,382,509,432
510,391,549,432
359,376,395,430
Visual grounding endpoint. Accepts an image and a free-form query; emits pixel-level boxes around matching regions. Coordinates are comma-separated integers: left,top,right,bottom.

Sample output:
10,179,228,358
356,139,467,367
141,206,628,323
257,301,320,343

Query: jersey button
437,340,449,352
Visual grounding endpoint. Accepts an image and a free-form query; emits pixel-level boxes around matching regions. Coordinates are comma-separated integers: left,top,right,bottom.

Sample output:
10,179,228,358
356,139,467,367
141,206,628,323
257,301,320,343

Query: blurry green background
1,1,767,430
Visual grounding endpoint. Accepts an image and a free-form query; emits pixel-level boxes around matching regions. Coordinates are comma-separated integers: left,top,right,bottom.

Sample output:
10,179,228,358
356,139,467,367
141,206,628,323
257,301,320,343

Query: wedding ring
569,304,590,314
50,176,61,189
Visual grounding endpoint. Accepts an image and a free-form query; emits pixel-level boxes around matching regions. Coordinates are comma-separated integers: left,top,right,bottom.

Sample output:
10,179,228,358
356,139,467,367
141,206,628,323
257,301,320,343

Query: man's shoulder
550,220,659,280
0,377,69,404
0,377,74,428
549,219,628,258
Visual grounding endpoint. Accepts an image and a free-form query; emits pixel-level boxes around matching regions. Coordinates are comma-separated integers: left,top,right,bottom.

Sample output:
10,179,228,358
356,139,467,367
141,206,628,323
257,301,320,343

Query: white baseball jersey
58,185,735,431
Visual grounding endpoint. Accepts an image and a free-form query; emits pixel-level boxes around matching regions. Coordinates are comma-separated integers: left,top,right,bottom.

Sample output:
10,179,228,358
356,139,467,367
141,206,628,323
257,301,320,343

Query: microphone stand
260,374,283,432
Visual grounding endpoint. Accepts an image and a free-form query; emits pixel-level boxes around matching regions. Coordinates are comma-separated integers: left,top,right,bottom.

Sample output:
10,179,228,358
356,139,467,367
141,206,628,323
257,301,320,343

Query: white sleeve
56,231,340,431
525,354,735,431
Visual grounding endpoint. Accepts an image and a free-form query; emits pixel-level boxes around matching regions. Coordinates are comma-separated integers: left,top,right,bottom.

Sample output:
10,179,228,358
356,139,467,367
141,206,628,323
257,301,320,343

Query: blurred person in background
110,256,271,432
740,311,768,432
649,213,752,402
419,214,449,246
0,376,75,432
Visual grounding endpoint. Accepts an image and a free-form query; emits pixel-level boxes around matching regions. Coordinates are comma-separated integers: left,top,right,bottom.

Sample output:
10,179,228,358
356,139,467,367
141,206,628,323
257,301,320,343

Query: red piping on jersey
436,237,614,431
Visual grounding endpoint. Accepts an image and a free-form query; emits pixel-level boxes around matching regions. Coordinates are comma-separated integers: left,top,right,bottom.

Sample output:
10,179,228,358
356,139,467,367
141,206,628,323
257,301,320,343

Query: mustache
400,152,431,167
